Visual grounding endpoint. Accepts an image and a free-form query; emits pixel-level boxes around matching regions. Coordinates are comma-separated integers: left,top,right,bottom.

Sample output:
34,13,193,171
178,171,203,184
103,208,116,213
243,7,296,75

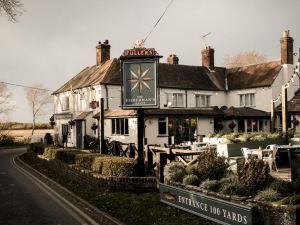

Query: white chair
264,145,278,172
241,147,250,160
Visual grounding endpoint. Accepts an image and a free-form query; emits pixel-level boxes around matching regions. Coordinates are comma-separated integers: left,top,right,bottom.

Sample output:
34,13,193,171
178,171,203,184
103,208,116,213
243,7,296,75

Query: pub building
52,31,299,148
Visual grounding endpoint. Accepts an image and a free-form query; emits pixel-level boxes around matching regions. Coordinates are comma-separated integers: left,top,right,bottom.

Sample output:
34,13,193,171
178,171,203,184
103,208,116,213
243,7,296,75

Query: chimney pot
280,30,293,64
96,40,111,65
167,54,179,65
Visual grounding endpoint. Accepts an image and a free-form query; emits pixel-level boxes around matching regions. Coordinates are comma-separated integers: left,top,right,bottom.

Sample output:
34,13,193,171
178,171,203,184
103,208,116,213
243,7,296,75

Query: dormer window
240,93,255,107
166,93,184,107
195,95,210,107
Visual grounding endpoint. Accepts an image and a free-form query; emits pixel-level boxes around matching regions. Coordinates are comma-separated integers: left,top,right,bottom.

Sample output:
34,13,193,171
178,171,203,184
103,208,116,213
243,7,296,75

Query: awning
74,111,93,121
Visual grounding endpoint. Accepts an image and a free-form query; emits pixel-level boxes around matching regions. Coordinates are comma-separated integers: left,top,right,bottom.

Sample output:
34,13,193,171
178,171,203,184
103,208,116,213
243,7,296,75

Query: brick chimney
96,40,111,65
280,30,293,65
201,46,214,69
167,54,179,64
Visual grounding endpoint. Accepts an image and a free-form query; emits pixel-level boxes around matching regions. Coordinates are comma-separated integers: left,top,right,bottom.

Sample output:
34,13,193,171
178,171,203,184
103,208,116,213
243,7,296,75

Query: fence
147,145,212,183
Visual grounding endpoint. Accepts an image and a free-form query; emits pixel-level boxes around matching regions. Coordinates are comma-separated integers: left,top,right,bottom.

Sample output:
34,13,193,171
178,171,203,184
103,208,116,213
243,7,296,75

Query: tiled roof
276,89,300,113
53,59,227,94
52,59,117,94
223,106,270,118
53,59,283,95
227,61,282,90
93,109,137,119
74,111,93,120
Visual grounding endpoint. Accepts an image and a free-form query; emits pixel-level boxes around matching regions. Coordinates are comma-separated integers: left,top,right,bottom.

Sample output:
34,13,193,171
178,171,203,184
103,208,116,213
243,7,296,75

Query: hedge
27,143,49,155
98,157,136,177
43,148,86,164
74,153,103,169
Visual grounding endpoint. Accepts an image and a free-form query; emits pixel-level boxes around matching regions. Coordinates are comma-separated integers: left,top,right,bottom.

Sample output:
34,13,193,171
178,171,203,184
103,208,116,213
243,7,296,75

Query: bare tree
25,84,52,136
0,82,12,116
224,51,267,68
0,0,24,22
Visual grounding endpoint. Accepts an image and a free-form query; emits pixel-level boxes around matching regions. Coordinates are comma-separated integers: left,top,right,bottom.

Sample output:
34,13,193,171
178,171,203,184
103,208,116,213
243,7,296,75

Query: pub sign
121,48,159,109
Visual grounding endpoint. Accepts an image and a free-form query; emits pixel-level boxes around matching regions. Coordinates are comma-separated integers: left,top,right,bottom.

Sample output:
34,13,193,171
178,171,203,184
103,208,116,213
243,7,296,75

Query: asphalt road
0,147,98,225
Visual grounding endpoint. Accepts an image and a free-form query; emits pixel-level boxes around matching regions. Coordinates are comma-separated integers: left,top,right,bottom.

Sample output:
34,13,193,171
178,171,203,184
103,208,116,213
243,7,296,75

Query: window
158,118,167,135
195,95,210,107
240,93,255,107
166,93,184,107
112,118,129,135
62,97,70,111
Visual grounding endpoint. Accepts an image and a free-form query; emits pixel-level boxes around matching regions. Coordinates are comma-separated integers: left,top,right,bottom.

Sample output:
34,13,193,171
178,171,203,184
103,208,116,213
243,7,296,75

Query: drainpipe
105,84,109,110
185,90,188,108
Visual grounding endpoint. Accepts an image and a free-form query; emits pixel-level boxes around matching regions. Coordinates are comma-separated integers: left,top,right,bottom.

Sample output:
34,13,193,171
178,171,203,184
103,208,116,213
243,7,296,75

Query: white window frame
239,93,255,107
166,93,184,107
195,94,211,107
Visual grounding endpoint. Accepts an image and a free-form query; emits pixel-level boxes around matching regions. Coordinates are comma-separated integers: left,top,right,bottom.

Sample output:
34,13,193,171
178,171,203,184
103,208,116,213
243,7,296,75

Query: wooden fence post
147,146,153,172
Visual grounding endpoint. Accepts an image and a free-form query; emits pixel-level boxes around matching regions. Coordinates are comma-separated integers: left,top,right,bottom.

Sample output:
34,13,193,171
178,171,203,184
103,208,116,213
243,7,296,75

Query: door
76,121,83,149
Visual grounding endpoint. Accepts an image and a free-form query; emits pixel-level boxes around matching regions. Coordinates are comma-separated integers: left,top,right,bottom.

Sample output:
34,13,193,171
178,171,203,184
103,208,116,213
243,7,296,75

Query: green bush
55,150,85,164
44,133,53,145
100,156,136,177
200,179,220,192
185,164,198,175
183,175,199,186
237,157,271,192
74,153,102,169
269,179,292,196
277,194,300,205
91,156,105,173
27,143,48,154
196,149,229,181
43,148,85,164
167,162,187,183
219,176,250,196
254,188,281,202
0,134,15,146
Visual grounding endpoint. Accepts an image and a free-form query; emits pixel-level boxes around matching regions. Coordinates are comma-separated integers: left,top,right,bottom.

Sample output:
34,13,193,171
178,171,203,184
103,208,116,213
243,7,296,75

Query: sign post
120,47,160,176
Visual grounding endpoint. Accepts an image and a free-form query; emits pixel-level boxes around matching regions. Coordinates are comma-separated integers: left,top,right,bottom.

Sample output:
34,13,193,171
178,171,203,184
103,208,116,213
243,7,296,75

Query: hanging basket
91,123,98,130
68,120,75,126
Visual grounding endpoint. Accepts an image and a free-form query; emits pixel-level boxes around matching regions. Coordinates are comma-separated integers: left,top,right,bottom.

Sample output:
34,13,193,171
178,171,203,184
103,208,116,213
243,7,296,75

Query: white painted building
52,31,299,148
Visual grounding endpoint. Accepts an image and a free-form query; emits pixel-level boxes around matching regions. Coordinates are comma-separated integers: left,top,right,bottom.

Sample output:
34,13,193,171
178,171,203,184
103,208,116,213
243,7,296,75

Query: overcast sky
1,0,300,123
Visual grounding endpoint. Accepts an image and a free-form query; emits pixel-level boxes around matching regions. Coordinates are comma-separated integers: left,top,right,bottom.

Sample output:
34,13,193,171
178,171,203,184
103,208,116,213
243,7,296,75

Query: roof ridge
228,60,281,70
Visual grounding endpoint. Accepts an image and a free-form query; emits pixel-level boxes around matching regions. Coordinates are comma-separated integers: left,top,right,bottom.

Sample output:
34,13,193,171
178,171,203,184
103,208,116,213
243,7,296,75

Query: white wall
197,118,214,135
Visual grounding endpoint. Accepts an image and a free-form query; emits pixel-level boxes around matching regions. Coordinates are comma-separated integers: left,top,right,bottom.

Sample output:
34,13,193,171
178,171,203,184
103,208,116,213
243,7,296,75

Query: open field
4,129,54,143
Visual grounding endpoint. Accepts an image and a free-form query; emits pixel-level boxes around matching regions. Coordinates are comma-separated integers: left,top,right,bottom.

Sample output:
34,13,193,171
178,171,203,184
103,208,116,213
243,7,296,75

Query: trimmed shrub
196,149,229,181
269,179,292,196
43,148,85,164
237,157,271,192
183,175,199,186
91,156,105,173
254,188,281,202
219,176,250,196
44,133,53,145
200,179,220,192
185,164,198,175
27,143,49,154
55,150,85,164
167,162,187,183
101,157,136,177
74,153,102,169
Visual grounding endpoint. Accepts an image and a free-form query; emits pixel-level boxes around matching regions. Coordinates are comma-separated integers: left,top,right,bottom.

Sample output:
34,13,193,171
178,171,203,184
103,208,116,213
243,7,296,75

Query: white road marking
10,156,99,225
